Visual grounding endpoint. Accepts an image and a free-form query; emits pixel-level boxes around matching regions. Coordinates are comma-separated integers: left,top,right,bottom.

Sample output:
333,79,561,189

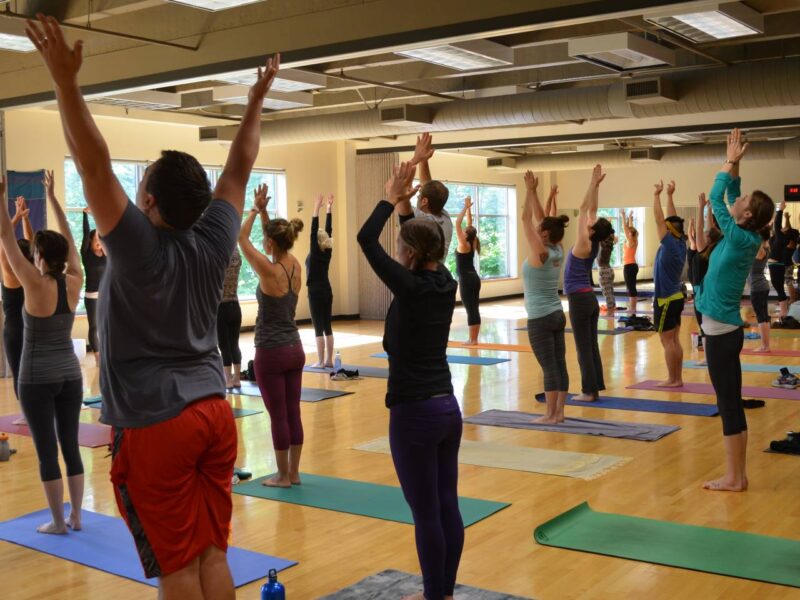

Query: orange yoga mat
448,341,531,353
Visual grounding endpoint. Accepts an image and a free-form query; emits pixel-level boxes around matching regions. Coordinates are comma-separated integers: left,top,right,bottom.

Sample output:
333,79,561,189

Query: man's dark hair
146,150,212,230
419,181,449,216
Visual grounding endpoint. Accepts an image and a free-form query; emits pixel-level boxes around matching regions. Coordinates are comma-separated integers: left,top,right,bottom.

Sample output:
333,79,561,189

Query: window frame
594,207,646,269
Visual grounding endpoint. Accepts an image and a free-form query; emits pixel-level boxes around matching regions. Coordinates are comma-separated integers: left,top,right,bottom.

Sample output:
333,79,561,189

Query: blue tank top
563,241,599,295
523,245,564,320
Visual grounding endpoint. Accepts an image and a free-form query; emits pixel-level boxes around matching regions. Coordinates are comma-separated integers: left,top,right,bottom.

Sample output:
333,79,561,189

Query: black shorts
654,297,684,333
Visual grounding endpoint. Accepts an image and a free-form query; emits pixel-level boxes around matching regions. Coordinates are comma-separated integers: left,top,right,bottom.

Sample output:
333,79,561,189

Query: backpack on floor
618,315,655,331
241,360,256,381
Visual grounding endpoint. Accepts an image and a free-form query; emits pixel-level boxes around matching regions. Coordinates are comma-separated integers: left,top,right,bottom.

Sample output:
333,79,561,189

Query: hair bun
290,218,304,238
558,214,570,225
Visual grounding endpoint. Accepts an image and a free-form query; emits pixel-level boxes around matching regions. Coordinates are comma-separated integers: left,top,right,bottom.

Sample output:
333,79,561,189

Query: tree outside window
595,207,646,267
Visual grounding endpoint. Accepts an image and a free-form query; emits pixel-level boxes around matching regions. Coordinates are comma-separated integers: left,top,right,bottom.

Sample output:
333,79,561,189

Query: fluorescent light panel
0,32,36,53
168,0,264,11
212,85,313,109
396,39,513,71
568,33,676,72
644,3,763,43
90,90,181,111
216,68,326,92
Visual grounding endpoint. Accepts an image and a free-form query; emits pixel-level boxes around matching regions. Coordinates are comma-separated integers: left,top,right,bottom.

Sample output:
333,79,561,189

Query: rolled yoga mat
318,569,532,600
628,380,800,401
683,361,799,374
370,352,510,366
464,410,679,442
83,396,263,418
534,502,800,588
304,364,389,378
0,414,109,448
0,506,296,588
535,392,718,417
232,473,509,527
355,437,630,481
230,381,355,402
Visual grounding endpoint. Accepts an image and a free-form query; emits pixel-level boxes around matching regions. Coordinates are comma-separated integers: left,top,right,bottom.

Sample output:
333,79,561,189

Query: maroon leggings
254,343,306,450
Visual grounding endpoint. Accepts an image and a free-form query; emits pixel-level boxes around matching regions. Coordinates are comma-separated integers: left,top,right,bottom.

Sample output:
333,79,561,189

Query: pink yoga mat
741,348,800,358
0,414,111,448
628,380,800,401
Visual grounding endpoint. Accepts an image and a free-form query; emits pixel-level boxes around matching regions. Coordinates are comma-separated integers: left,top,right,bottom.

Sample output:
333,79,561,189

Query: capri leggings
254,343,305,450
623,263,639,297
458,272,482,326
308,288,333,337
84,297,100,353
768,263,787,301
216,300,242,366
598,266,616,309
18,378,84,481
750,290,770,323
705,327,746,436
527,310,569,392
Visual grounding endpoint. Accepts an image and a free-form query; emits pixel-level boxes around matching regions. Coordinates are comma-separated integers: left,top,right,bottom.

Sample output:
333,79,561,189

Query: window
595,207,646,268
414,181,516,279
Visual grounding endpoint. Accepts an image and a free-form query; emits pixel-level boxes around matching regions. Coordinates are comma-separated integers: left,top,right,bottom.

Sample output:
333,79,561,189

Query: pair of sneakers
772,367,799,389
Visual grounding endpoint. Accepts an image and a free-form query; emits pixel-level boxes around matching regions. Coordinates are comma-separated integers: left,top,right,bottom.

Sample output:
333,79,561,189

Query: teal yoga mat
684,361,797,374
233,473,509,527
370,352,510,366
534,502,800,588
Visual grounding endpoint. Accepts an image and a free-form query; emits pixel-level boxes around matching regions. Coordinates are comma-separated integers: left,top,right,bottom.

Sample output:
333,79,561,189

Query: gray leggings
598,266,616,308
527,311,569,392
567,291,605,395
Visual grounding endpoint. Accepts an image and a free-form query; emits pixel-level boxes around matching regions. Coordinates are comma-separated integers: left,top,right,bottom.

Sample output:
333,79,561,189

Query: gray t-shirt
413,207,454,261
98,200,240,428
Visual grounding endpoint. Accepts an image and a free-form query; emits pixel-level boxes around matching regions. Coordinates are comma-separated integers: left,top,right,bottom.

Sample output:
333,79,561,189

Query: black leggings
308,288,333,337
2,316,23,399
84,297,99,353
768,263,787,301
527,311,569,392
19,379,84,482
458,272,481,326
567,291,605,395
216,301,242,366
704,327,746,436
623,263,639,297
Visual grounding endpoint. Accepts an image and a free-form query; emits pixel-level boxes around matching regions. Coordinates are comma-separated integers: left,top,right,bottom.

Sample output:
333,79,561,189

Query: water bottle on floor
261,568,285,600
0,433,10,461
333,351,341,372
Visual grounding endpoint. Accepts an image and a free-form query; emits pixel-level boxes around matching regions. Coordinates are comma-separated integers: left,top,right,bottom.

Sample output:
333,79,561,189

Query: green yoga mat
535,502,800,588
233,473,509,527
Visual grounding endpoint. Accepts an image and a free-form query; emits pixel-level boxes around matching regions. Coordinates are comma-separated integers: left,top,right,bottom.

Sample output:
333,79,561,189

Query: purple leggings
254,343,305,450
389,394,464,600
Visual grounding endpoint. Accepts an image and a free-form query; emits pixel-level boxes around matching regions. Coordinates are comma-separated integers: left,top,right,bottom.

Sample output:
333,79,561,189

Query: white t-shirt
413,207,454,261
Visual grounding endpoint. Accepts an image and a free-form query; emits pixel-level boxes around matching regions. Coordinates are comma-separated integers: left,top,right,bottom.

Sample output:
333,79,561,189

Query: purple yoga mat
628,380,800,401
0,414,110,448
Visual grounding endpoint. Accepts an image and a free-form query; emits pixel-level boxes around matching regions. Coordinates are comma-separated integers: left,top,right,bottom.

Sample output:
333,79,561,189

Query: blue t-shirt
654,233,686,298
523,245,564,320
98,200,240,428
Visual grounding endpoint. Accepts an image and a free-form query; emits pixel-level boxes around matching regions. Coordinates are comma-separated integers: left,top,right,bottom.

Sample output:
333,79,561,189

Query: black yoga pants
458,273,482,326
704,327,747,436
623,263,639,297
308,289,333,337
217,301,242,366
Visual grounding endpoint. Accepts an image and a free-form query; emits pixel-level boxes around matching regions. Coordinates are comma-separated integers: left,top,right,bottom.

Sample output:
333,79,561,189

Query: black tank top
2,284,24,330
455,250,477,276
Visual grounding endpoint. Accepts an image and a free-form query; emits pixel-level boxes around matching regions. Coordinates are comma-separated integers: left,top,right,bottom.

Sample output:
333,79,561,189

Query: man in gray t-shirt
26,14,282,595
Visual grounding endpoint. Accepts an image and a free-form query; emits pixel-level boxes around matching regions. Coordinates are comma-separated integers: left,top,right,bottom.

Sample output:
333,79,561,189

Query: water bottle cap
0,433,8,442
268,568,278,582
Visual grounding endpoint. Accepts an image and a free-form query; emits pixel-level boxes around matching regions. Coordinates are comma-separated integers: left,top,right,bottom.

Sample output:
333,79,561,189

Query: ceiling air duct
568,33,676,72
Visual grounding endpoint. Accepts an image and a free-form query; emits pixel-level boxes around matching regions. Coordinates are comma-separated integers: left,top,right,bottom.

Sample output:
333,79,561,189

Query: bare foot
702,477,746,492
656,380,684,388
11,416,27,426
37,521,67,535
262,475,292,488
309,362,324,368
231,380,241,388
533,415,560,424
571,393,597,402
290,473,302,485
323,363,334,369
67,513,82,531
402,594,425,600
695,360,707,366
752,347,771,353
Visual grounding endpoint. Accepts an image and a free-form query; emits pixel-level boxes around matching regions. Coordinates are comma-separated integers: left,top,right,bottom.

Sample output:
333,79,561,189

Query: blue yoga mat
231,382,355,402
684,361,796,374
535,392,718,417
0,506,296,587
304,364,389,378
370,352,509,366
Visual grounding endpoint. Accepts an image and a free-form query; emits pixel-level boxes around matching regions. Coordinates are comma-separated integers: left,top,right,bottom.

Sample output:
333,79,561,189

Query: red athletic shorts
110,397,237,578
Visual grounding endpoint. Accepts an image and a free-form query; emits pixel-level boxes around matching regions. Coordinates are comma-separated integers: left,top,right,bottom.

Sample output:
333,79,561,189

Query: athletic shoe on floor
772,370,799,389
231,473,240,485
234,467,252,481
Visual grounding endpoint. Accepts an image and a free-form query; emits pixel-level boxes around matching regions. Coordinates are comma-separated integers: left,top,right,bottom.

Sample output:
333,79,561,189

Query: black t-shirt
81,211,107,293
305,213,332,291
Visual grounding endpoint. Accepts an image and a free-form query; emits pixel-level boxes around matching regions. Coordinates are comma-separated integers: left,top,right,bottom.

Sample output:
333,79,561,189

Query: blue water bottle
333,351,342,372
261,568,285,600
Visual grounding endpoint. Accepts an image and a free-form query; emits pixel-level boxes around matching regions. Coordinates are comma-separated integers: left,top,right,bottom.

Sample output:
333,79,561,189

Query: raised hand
591,164,606,187
253,184,270,212
314,194,324,212
698,192,707,207
549,185,559,198
13,197,29,220
524,170,538,191
726,128,749,163
25,14,83,88
464,196,472,211
327,193,335,209
779,199,786,211
248,54,281,105
43,169,55,197
654,180,664,195
411,133,434,165
385,162,419,205
666,180,676,196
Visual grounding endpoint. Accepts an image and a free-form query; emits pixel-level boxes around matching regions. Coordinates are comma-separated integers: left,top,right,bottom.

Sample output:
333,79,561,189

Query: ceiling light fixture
0,32,36,53
168,0,265,11
644,3,763,43
212,85,313,109
395,39,513,71
216,68,327,92
89,90,181,111
568,32,676,72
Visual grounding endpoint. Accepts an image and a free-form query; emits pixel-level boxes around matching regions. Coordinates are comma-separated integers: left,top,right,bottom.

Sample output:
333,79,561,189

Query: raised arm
622,209,633,241
20,198,33,242
687,217,697,251
310,194,323,253
238,209,272,282
43,170,82,281
696,193,707,251
455,198,470,246
775,200,785,235
524,171,546,224
0,180,41,288
665,180,678,217
653,180,668,241
546,185,559,217
784,212,791,233
574,165,605,258
325,194,333,236
26,16,129,236
521,173,548,267
409,132,433,185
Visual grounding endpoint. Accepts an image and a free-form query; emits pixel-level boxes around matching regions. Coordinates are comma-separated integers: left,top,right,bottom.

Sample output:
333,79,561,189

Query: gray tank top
19,274,82,384
748,255,770,293
254,262,301,349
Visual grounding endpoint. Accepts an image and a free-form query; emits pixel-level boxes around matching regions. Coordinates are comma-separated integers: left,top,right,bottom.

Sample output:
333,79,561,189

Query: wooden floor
2,296,800,599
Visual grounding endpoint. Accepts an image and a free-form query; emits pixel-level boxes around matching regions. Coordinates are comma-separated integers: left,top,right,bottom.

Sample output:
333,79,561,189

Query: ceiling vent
486,157,517,170
625,77,678,105
199,126,236,142
630,148,663,162
380,105,434,127
568,33,676,72
644,2,763,44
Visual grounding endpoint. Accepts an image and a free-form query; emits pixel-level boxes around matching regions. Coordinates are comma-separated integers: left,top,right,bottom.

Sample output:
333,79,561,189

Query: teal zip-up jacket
695,172,762,326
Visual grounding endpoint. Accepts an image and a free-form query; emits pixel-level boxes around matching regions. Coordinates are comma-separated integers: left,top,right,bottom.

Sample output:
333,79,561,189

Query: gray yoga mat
304,364,390,379
514,327,631,335
319,569,532,600
230,381,354,403
464,409,679,442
